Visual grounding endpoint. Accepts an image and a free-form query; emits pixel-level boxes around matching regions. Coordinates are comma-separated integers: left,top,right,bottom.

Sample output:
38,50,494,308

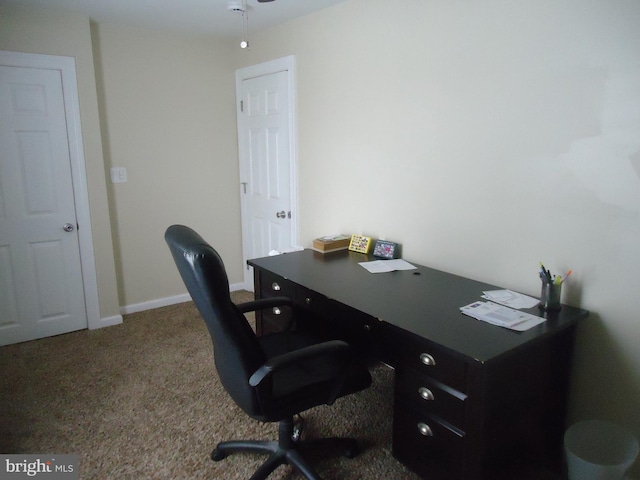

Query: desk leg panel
471,325,578,477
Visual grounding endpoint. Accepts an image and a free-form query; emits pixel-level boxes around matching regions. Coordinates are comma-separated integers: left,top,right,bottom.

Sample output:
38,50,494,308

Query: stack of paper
460,301,546,331
358,259,417,273
481,289,539,309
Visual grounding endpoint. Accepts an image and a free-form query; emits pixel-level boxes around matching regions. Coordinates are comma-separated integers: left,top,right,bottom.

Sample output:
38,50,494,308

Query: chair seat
255,332,372,422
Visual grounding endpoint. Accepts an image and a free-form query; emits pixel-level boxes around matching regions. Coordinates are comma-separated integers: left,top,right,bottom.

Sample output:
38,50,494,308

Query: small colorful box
348,234,372,254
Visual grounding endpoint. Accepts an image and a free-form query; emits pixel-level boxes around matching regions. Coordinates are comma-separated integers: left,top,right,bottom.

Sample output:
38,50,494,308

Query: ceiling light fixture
228,0,275,50
227,0,250,49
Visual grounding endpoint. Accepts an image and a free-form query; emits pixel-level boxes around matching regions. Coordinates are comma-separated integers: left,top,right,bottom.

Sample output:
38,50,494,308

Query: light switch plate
110,167,128,183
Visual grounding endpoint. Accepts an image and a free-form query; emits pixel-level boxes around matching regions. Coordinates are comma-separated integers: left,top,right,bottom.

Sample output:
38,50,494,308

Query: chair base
211,417,360,480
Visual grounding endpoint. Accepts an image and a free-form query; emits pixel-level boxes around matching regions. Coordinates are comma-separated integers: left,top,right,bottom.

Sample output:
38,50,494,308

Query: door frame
235,55,299,291
0,50,102,331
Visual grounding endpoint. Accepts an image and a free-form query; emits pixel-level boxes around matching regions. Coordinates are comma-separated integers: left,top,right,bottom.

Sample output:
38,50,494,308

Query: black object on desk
248,249,589,480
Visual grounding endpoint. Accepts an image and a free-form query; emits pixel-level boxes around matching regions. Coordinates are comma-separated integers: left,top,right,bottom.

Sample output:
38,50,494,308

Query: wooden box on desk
311,235,351,253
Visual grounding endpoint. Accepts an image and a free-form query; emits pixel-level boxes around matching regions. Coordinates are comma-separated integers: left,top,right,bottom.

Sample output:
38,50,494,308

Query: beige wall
92,24,240,308
235,0,640,465
0,4,120,320
3,0,640,470
1,5,241,312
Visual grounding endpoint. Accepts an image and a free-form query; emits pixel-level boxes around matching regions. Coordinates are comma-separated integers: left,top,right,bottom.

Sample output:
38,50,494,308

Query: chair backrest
165,225,266,416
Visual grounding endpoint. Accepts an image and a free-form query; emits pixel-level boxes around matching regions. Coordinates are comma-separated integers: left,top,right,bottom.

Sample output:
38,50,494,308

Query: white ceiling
1,0,349,37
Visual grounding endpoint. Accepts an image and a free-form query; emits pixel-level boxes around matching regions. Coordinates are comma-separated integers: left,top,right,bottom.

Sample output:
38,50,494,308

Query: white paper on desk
359,259,417,273
268,246,304,256
460,301,546,331
481,289,539,309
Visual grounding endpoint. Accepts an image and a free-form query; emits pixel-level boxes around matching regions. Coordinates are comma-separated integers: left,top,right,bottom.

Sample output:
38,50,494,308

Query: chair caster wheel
211,448,226,462
292,417,305,442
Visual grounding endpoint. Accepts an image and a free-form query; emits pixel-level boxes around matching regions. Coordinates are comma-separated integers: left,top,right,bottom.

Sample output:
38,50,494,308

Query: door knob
63,223,75,232
276,211,286,219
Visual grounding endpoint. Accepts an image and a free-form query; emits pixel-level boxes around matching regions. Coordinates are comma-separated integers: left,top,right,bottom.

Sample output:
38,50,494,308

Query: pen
538,266,547,283
539,262,552,283
563,270,572,282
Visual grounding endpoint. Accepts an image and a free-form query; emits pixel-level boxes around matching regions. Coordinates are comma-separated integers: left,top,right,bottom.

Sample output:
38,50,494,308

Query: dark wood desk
248,250,588,479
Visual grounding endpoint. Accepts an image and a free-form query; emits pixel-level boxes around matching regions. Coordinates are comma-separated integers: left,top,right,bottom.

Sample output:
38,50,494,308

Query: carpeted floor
0,291,421,479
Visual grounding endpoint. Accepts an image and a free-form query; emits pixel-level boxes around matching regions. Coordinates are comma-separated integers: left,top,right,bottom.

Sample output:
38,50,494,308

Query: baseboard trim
120,283,246,315
90,314,123,330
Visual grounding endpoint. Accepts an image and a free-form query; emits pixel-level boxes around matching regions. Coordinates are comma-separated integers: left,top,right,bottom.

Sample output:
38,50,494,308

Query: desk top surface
249,250,589,363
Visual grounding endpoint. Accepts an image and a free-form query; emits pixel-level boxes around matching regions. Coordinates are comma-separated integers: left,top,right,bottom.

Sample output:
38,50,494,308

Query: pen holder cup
540,282,562,310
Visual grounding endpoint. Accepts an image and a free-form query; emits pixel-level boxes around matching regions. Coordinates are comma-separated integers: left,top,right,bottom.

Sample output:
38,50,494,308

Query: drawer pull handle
363,324,371,332
273,307,281,315
271,282,281,291
417,422,433,437
305,297,312,305
419,353,436,366
418,387,435,401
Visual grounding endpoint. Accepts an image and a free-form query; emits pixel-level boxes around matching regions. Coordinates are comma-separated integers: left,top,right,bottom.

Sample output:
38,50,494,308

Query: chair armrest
237,297,293,314
248,340,351,387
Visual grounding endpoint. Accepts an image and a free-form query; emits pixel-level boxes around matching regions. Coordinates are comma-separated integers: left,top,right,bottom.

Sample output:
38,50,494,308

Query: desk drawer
392,400,464,479
256,270,295,334
395,367,467,430
260,306,292,335
393,332,468,393
259,270,295,298
294,287,380,356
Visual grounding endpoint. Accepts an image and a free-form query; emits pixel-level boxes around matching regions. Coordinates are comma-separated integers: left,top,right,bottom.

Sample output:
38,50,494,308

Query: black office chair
165,225,372,480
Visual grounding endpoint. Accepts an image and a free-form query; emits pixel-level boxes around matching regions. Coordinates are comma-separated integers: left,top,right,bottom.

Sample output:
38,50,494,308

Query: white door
236,57,298,290
0,63,87,345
